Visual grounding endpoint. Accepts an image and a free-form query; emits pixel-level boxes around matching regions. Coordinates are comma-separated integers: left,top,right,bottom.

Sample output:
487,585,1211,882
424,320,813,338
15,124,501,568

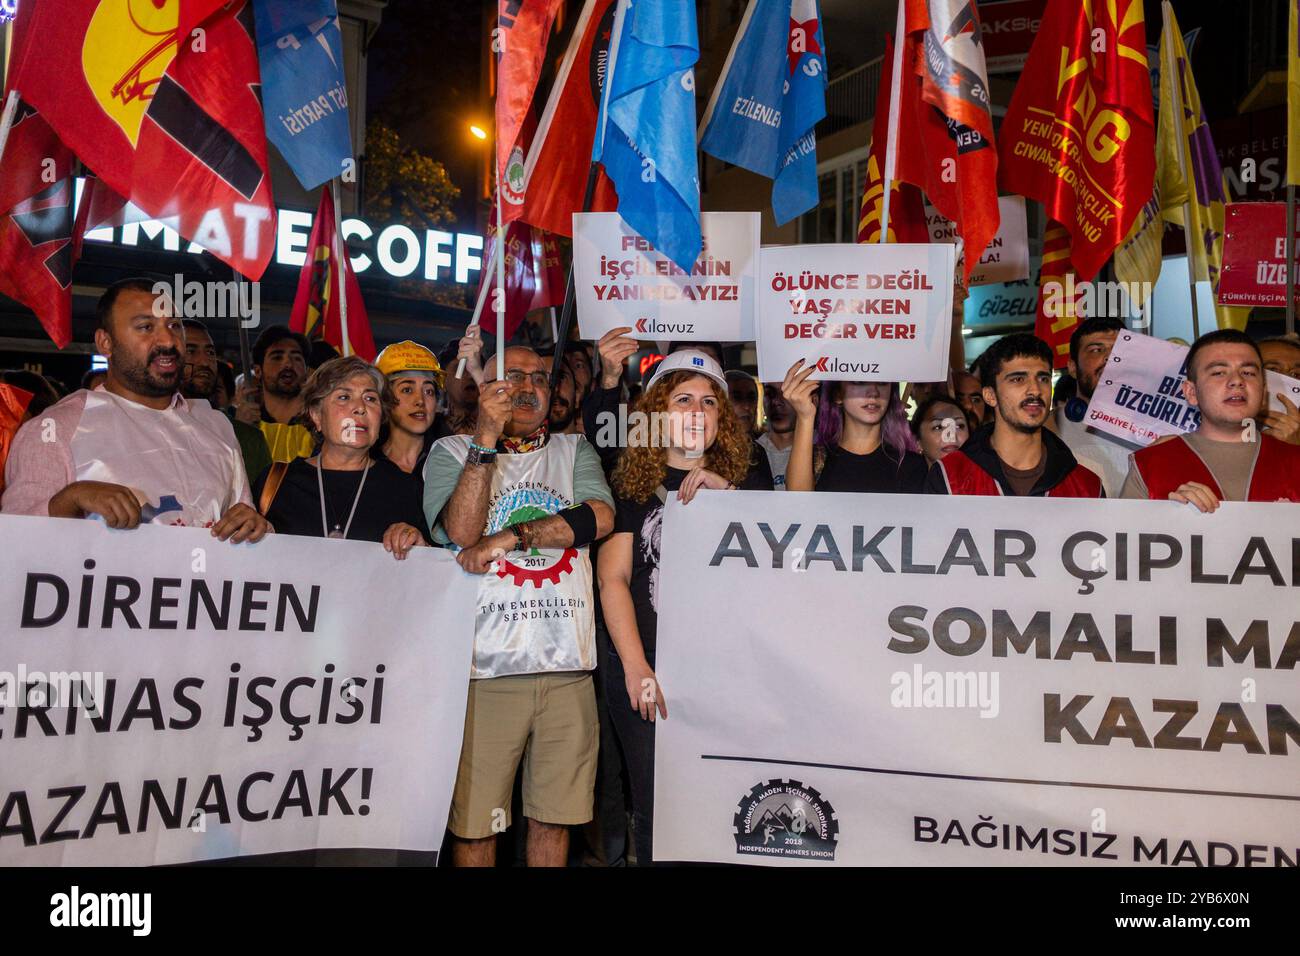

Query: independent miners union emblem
733,779,838,860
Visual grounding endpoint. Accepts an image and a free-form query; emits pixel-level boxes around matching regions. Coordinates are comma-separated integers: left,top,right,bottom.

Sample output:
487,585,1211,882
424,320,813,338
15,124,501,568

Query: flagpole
879,1,906,244
495,179,506,381
548,0,631,394
0,90,20,169
1162,1,1200,339
329,178,352,357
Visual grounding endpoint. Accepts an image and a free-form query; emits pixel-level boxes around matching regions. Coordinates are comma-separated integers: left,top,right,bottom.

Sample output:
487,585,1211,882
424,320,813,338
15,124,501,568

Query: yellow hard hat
376,341,443,385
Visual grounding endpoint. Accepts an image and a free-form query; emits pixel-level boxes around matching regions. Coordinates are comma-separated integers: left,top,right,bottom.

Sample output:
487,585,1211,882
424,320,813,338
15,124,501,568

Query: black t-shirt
612,467,695,657
253,456,431,543
814,443,928,494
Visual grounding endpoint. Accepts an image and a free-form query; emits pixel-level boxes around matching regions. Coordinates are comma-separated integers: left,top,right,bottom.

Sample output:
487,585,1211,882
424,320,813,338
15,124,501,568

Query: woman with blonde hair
596,349,767,865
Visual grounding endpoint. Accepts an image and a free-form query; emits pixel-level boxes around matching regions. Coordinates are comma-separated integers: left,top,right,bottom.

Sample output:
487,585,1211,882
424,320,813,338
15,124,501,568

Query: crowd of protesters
3,277,1300,867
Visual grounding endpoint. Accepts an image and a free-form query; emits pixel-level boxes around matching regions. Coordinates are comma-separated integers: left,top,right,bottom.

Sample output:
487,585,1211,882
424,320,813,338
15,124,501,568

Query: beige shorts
448,672,598,839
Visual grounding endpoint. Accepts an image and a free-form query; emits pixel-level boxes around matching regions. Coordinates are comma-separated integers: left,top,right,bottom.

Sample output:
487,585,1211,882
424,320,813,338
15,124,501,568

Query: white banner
653,492,1299,866
1087,332,1300,446
756,243,955,383
0,516,477,865
572,211,759,342
926,195,1029,286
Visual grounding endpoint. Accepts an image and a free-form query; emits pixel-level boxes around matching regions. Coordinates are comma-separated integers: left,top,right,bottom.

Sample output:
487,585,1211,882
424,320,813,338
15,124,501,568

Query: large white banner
756,243,955,383
572,211,759,342
925,195,1030,286
654,492,1299,866
1088,331,1300,445
0,516,477,865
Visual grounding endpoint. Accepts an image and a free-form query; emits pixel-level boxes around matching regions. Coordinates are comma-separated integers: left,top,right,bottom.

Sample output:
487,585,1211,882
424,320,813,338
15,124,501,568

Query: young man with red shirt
925,333,1103,497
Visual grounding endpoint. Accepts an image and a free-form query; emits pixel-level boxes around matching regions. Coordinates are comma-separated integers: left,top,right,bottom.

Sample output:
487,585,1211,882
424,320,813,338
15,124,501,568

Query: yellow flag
1158,2,1250,331
1290,0,1300,184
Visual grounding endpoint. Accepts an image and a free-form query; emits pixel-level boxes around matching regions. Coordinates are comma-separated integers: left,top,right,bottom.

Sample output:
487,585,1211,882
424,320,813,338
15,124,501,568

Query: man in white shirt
2,278,271,542
1048,316,1136,497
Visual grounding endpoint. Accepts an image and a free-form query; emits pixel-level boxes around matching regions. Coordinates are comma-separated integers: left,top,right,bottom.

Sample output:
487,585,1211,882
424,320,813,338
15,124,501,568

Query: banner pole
879,3,906,244
1288,183,1297,336
548,164,601,393
330,178,352,358
1162,2,1200,339
234,268,253,380
0,89,20,169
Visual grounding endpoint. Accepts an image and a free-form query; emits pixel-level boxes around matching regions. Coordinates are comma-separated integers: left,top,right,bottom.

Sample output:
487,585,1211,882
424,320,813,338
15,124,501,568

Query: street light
469,123,488,141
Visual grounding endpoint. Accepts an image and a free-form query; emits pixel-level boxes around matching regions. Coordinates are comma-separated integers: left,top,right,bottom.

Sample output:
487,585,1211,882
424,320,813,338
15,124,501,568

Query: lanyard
317,459,370,539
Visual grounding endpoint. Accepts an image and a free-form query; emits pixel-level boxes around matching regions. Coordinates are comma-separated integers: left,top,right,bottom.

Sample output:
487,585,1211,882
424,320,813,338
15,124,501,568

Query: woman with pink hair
781,359,928,494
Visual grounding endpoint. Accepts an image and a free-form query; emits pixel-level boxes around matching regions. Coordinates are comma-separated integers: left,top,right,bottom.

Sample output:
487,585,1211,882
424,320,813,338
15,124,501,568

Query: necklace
317,458,370,539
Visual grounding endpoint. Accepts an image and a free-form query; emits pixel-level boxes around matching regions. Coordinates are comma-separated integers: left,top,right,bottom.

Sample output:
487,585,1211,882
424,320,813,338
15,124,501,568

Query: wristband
511,523,527,552
557,502,599,548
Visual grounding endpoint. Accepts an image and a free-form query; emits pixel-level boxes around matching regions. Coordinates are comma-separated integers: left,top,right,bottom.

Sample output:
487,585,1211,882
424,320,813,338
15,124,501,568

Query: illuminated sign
73,179,485,285
0,0,16,24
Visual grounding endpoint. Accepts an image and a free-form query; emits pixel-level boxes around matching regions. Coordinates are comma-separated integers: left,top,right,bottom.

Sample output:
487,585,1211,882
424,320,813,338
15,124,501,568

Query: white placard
756,243,955,383
0,517,477,865
572,211,759,342
1087,331,1300,446
653,492,1300,866
925,195,1030,286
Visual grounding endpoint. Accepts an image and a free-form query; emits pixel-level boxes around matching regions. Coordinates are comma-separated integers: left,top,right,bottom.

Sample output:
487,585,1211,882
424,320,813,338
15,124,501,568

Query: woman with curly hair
783,358,928,493
596,349,764,864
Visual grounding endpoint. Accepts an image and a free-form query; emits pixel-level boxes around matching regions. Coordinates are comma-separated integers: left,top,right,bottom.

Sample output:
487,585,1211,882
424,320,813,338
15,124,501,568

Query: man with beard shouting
925,332,1103,497
423,345,614,867
251,325,314,463
1047,316,1134,497
180,319,271,484
2,278,271,541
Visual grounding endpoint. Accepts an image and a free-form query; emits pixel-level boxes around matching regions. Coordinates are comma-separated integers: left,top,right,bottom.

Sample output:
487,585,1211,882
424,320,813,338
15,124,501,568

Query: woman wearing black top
252,357,428,557
782,359,928,493
596,350,760,865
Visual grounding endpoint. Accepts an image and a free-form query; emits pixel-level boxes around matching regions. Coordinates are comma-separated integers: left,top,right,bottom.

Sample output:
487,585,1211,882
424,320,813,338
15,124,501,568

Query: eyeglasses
503,369,551,390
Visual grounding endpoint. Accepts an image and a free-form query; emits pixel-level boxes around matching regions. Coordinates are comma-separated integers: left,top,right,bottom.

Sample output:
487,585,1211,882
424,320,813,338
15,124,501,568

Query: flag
529,228,567,311
474,218,540,341
998,0,1154,283
513,0,619,236
889,0,1000,285
1290,0,1300,186
857,34,928,244
0,97,77,349
1156,2,1249,331
253,0,353,190
698,0,829,226
289,187,375,361
592,0,701,271
0,382,35,499
1035,221,1087,365
8,0,278,279
496,0,565,210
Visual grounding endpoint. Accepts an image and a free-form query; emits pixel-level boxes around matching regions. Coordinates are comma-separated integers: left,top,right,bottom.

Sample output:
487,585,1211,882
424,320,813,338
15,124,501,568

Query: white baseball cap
645,348,729,394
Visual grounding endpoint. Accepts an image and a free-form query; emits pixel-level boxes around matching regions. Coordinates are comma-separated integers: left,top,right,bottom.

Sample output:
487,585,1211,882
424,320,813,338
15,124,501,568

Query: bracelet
511,523,526,552
469,441,497,454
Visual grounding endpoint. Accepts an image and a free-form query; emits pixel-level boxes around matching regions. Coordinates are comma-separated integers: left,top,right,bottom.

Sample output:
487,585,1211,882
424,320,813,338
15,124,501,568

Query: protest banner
1087,331,1300,446
572,211,759,342
925,195,1030,286
1219,202,1300,308
652,491,1300,867
0,516,477,865
756,243,955,382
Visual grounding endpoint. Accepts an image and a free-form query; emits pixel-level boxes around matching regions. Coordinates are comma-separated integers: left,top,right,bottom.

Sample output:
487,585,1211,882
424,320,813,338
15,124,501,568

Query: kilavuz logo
733,778,838,860
813,356,881,374
635,317,696,335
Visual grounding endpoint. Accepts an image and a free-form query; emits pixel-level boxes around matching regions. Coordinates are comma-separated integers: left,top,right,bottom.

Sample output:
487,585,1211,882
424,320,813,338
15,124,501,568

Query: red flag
1035,221,1086,367
0,98,77,349
0,382,35,498
496,0,564,206
888,1,1000,283
528,228,567,312
289,188,375,361
475,218,539,341
998,0,1155,282
8,0,278,279
858,34,928,244
513,0,618,236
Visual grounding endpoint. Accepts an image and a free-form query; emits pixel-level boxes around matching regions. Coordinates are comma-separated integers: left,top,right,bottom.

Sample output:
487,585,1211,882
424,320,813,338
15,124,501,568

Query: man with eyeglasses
423,345,615,867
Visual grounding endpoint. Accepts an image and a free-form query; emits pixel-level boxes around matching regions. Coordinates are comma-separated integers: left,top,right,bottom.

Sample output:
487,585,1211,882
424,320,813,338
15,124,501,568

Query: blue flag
698,0,827,225
254,0,353,190
593,0,702,271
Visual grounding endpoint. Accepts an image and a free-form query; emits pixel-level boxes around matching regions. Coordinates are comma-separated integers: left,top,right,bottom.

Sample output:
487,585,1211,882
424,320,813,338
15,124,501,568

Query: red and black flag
7,0,277,278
